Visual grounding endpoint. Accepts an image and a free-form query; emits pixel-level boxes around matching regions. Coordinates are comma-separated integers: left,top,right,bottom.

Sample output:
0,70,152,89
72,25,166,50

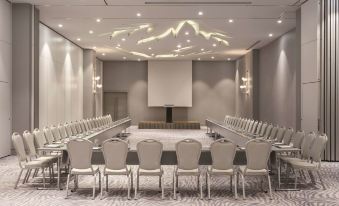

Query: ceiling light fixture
185,31,189,35
211,56,215,59
148,47,152,50
102,53,106,56
76,38,81,41
177,44,182,48
137,12,141,17
123,57,127,60
186,39,191,43
277,19,282,24
117,44,121,47
198,11,203,16
268,33,273,37
122,38,126,41
151,53,155,56
201,48,205,51
212,43,217,47
89,30,94,34
198,58,201,61
58,24,63,28
228,19,234,23
227,58,231,61
93,46,96,49
138,58,141,61
96,18,101,22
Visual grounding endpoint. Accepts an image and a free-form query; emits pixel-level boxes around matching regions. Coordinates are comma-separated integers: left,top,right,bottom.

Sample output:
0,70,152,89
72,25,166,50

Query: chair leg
161,175,164,200
134,172,139,200
241,174,245,199
127,174,131,200
197,175,200,191
173,172,177,200
14,169,23,189
131,171,134,191
101,174,105,199
42,167,46,188
99,172,101,191
316,170,326,190
294,169,298,189
92,174,96,200
207,173,211,200
33,168,39,178
22,169,30,184
267,174,273,200
106,175,108,192
199,175,203,200
234,174,238,200
230,175,233,192
159,175,161,189
65,173,70,199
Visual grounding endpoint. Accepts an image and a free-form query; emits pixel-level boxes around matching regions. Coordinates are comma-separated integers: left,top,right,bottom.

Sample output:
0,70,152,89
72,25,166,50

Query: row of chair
11,115,115,189
224,115,328,190
65,138,272,200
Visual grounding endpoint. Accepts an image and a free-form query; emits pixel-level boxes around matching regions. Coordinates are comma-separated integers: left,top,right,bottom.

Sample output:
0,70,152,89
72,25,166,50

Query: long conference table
38,118,132,189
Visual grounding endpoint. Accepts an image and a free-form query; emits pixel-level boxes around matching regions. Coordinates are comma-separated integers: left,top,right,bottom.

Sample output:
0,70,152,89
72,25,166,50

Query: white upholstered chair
174,139,203,200
43,127,55,144
101,138,133,199
207,138,238,199
135,139,164,199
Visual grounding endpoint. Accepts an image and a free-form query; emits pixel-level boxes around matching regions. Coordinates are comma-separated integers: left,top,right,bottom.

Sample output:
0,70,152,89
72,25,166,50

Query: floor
1,127,339,206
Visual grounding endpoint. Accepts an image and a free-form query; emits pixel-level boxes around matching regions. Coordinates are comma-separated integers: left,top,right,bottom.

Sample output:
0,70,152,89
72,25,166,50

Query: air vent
145,1,252,5
246,40,261,50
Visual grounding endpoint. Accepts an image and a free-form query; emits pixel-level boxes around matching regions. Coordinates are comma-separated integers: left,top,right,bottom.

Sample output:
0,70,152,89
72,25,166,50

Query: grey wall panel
103,61,236,125
83,49,95,118
95,58,103,116
258,29,298,129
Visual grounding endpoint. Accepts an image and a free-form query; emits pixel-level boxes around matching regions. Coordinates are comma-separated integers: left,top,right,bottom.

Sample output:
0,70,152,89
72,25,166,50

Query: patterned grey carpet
1,127,339,206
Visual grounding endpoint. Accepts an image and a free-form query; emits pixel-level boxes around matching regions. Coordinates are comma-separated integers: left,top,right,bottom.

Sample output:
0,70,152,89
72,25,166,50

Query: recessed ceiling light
136,12,141,17
228,19,234,23
122,38,126,41
185,31,189,35
102,53,106,56
96,18,101,22
138,58,141,61
58,24,63,28
227,58,231,61
177,44,181,48
148,47,152,50
89,30,94,34
277,19,282,24
198,11,203,16
197,58,201,61
93,46,96,49
201,48,205,51
212,43,217,47
151,53,155,56
269,33,274,37
117,44,121,47
186,39,191,43
76,38,81,41
211,56,215,59
123,57,127,60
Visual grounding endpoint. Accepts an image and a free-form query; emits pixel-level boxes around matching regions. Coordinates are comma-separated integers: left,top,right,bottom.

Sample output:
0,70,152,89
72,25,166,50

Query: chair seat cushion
139,168,163,176
289,160,319,170
71,166,100,175
239,166,268,176
25,160,50,168
176,168,200,176
104,168,130,175
280,156,300,164
35,156,58,163
208,166,234,175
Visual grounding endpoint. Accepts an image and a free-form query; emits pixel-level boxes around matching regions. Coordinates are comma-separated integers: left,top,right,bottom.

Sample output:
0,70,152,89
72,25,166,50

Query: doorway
103,92,128,121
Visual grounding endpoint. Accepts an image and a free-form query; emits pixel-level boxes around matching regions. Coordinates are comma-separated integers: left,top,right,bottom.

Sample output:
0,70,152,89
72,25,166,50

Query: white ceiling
10,0,301,61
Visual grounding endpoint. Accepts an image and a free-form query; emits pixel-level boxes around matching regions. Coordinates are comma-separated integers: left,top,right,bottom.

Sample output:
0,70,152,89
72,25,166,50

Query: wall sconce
240,71,250,94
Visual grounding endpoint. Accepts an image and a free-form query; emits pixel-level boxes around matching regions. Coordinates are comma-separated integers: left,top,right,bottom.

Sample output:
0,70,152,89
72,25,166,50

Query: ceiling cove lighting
58,24,63,28
198,11,204,16
228,19,234,23
268,33,274,37
96,18,101,22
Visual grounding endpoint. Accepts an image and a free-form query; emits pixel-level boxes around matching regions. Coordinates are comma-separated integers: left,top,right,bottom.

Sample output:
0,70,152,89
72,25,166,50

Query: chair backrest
58,124,68,139
268,126,279,140
275,127,286,142
247,120,254,133
255,121,262,134
67,138,93,170
300,132,317,159
75,121,83,134
70,122,78,135
262,124,273,139
282,128,294,145
12,132,27,162
50,125,62,141
22,130,37,158
291,131,305,148
102,138,128,170
259,122,268,137
176,139,202,170
310,134,328,162
33,128,47,148
137,139,163,170
245,139,271,170
84,120,91,131
210,138,236,170
80,121,87,132
43,127,55,144
251,121,258,134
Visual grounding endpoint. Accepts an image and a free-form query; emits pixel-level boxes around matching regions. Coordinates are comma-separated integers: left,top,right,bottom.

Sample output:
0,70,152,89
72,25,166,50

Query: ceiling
10,0,302,61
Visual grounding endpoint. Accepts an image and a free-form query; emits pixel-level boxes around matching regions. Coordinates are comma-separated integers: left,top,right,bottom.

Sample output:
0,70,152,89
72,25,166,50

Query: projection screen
148,61,192,107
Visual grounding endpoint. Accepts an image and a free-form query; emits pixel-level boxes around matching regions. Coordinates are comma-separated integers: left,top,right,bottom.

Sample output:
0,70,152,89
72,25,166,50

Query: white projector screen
148,61,192,107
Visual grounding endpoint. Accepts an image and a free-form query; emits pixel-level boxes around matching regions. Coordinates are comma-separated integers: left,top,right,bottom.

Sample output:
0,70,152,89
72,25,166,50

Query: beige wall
95,58,103,116
103,61,236,125
39,24,83,127
0,0,12,157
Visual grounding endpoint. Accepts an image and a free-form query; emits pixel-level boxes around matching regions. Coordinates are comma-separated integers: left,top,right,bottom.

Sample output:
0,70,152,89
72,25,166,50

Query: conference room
0,0,338,205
